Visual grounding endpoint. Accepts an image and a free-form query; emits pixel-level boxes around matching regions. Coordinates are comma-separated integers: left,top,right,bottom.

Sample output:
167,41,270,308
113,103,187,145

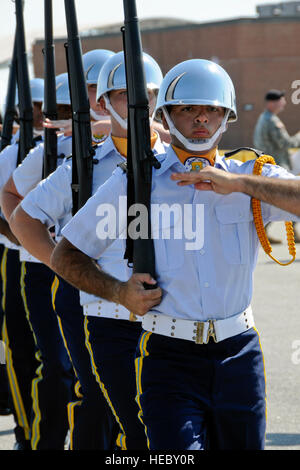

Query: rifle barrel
122,0,156,278
64,0,94,212
15,0,33,162
1,32,17,150
43,0,58,178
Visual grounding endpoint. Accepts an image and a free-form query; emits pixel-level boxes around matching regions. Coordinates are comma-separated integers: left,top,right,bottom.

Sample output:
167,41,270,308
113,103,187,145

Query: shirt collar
152,132,168,158
214,151,229,171
57,134,72,143
97,132,167,162
172,145,217,166
95,134,120,162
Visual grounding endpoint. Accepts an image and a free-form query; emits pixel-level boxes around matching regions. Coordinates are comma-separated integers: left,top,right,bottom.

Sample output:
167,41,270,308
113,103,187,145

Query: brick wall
32,17,300,149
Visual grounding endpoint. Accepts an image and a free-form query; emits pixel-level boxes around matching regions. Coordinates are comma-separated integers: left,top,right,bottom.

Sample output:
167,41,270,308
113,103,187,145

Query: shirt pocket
151,203,185,272
215,204,253,265
153,235,185,271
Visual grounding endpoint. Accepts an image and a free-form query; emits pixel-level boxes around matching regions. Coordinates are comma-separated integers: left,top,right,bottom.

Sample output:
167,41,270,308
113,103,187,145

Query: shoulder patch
224,147,263,159
271,115,285,128
275,121,285,129
92,134,107,145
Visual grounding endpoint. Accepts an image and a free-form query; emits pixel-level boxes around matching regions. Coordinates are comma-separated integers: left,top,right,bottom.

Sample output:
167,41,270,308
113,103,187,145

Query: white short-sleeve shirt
61,146,300,322
21,134,166,312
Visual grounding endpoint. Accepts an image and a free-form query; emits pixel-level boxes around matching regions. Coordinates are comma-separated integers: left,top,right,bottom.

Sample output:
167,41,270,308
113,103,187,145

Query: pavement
251,222,300,450
0,222,300,451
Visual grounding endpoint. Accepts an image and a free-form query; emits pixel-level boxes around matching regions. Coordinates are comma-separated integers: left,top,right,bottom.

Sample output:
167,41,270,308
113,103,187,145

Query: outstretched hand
43,118,72,136
118,273,162,317
171,166,242,195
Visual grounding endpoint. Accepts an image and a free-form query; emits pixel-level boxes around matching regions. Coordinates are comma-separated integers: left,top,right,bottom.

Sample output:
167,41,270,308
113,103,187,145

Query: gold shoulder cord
252,155,296,266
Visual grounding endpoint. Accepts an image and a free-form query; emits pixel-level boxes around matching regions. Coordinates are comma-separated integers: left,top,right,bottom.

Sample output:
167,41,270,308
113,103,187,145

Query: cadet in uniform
3,55,118,450
49,50,119,451
7,50,129,450
10,51,164,450
0,96,15,416
0,78,45,450
1,74,76,450
0,252,11,417
53,49,118,451
253,89,300,242
51,59,300,450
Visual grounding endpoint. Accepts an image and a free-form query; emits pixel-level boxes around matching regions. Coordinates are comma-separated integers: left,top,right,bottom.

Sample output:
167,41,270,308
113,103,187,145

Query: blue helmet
96,51,163,129
83,49,115,85
96,51,163,101
155,59,237,152
15,77,44,105
55,73,71,105
156,59,236,121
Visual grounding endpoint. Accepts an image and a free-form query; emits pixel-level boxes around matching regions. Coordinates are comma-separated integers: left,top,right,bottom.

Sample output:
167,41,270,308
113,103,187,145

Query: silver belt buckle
195,319,217,344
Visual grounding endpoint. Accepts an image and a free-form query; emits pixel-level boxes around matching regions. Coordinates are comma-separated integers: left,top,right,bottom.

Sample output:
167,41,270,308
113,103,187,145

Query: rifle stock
122,0,159,279
64,0,94,214
43,0,58,178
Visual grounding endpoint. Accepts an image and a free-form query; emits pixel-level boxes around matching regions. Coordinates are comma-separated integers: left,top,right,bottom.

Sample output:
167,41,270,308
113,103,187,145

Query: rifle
122,0,160,280
15,0,34,164
1,31,17,151
42,0,58,178
64,0,95,214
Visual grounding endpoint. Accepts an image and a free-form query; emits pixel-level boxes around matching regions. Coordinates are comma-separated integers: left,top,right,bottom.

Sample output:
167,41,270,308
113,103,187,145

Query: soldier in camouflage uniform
253,89,300,242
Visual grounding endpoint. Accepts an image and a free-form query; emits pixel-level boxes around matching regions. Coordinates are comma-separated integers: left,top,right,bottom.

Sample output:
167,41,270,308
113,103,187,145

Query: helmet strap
103,94,155,130
103,94,128,130
162,107,230,152
90,108,105,121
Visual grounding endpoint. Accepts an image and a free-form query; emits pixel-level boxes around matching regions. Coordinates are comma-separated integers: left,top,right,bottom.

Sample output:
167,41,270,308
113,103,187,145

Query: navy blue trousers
21,261,74,450
53,276,118,450
85,317,148,450
136,328,267,450
1,248,38,446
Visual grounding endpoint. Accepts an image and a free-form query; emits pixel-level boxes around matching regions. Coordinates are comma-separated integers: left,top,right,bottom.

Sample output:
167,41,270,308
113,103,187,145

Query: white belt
83,301,141,323
141,306,254,344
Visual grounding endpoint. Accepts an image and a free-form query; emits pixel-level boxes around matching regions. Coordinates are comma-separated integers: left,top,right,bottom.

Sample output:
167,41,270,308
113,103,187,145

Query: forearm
238,175,300,216
9,206,56,266
0,218,19,245
0,176,23,222
0,190,22,222
50,237,123,302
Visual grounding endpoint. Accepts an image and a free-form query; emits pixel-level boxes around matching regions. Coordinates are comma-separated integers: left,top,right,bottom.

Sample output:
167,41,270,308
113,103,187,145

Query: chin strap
103,94,128,130
162,107,230,152
90,108,106,121
252,155,296,266
103,94,154,131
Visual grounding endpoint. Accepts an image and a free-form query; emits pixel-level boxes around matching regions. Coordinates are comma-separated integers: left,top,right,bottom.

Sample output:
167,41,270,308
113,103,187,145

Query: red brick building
32,12,300,149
